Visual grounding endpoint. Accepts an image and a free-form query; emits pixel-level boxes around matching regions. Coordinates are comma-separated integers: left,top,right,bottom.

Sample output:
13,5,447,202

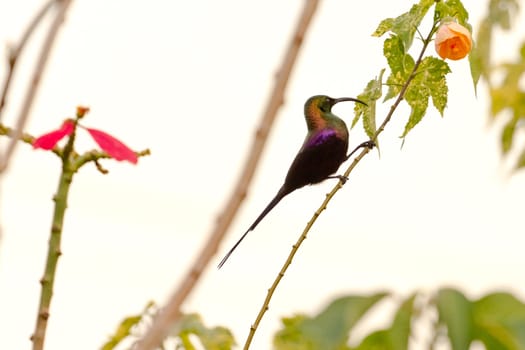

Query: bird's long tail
217,186,289,268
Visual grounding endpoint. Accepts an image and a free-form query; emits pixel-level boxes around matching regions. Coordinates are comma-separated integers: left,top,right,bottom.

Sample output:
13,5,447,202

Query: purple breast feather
306,129,337,147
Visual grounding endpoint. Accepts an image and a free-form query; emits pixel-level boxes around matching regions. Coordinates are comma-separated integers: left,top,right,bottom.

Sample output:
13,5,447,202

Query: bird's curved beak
333,97,368,107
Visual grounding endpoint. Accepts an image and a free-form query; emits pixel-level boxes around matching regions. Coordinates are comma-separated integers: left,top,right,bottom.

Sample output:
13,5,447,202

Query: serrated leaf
392,0,434,51
383,35,416,103
435,0,470,29
372,0,433,50
401,57,450,137
420,57,451,115
473,292,525,349
274,293,388,350
372,18,394,37
401,89,429,138
436,288,474,350
384,72,405,101
384,36,406,74
354,69,384,142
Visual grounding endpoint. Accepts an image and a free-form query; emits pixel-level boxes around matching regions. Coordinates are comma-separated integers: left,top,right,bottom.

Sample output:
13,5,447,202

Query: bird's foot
360,140,376,150
345,140,376,160
328,174,349,184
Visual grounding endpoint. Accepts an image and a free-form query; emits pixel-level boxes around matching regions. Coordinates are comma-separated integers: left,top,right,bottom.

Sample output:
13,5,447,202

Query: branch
134,1,321,349
30,114,76,350
0,0,73,174
242,23,438,350
0,0,55,121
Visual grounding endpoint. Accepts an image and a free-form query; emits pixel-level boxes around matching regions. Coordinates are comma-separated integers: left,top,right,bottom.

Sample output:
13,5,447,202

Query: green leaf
176,314,235,350
473,292,525,350
489,48,525,118
101,315,142,350
353,294,416,350
401,82,429,138
436,288,474,350
490,87,508,116
388,294,416,350
516,148,525,170
401,57,450,137
352,330,390,350
383,36,407,76
501,116,517,154
274,293,388,350
470,19,492,90
372,18,394,37
354,69,384,142
274,315,315,350
101,301,156,350
384,71,406,102
372,0,433,51
383,35,415,101
423,58,451,115
488,0,520,30
435,0,471,29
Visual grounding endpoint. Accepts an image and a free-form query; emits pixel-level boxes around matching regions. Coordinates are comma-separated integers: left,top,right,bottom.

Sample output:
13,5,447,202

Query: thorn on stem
94,159,108,174
39,309,50,320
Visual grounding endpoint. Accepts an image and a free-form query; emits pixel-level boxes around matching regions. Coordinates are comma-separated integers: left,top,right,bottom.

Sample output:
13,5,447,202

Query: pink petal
86,128,138,164
33,120,75,150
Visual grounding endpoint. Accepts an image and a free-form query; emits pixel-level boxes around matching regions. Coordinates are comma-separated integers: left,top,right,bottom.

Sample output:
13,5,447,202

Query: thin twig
0,0,55,121
134,1,321,349
243,24,438,350
0,0,73,174
242,146,371,349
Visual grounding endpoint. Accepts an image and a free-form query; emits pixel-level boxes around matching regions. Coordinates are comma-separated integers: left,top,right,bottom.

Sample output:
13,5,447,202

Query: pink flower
33,120,138,164
33,120,75,150
86,128,138,164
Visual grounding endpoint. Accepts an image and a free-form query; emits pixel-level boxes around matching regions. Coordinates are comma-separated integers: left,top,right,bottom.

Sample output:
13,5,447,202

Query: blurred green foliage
104,1,525,349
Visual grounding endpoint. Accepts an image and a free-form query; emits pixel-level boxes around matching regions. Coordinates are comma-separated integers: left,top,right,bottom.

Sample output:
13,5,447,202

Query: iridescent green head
304,95,366,130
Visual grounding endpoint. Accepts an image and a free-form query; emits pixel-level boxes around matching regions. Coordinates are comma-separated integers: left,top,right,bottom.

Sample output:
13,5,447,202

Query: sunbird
218,95,373,268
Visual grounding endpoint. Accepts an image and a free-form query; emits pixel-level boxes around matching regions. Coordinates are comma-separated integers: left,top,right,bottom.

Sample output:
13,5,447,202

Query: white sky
1,1,524,349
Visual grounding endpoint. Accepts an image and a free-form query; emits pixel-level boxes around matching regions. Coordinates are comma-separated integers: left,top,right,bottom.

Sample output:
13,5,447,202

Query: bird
218,95,373,268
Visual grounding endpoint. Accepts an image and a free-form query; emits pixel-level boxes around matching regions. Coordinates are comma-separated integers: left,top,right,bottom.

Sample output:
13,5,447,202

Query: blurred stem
0,0,73,174
31,123,77,350
0,0,55,122
134,1,321,349
1,114,149,349
243,22,439,350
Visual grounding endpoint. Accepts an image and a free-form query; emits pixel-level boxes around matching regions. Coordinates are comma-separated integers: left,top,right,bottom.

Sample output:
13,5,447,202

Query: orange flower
435,21,472,60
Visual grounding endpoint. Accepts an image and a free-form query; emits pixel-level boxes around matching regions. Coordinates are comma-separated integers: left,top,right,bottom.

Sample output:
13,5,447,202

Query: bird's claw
345,140,376,160
360,140,375,150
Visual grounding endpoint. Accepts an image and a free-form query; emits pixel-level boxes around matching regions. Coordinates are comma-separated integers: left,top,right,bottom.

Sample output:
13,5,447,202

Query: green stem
243,24,438,350
31,164,75,350
31,123,77,350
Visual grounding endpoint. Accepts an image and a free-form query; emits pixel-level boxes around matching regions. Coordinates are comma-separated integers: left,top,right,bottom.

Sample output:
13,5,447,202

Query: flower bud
435,21,472,60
